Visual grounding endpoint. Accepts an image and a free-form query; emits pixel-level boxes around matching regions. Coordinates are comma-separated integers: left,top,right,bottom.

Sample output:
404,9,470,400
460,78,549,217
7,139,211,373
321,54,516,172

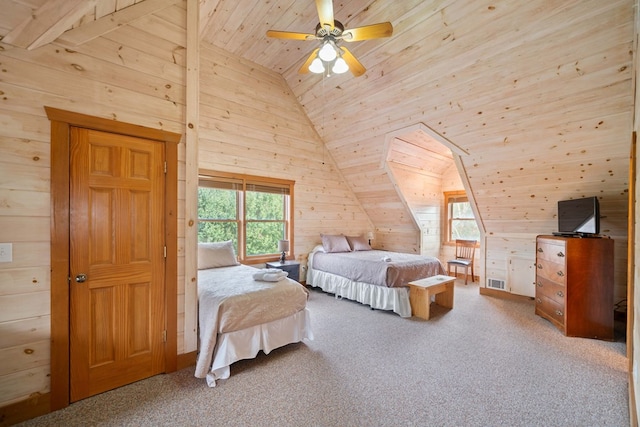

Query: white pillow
198,241,239,269
320,234,351,253
346,235,372,251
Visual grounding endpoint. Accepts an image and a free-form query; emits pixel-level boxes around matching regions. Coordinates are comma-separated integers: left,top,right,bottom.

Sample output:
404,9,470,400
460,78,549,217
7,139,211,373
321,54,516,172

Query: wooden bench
408,275,456,320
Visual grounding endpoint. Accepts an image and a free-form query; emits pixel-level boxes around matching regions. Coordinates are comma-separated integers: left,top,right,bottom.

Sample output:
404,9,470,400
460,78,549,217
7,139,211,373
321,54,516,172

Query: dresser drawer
536,258,566,285
536,240,567,263
535,276,566,305
535,293,565,326
534,235,614,340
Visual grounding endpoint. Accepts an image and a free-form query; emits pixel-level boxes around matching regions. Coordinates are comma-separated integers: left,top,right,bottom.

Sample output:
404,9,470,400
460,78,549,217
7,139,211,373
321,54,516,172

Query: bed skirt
204,308,313,387
307,269,411,317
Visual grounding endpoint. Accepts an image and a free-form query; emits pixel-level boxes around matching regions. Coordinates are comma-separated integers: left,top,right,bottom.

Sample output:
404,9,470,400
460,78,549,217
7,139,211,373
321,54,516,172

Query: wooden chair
447,239,477,285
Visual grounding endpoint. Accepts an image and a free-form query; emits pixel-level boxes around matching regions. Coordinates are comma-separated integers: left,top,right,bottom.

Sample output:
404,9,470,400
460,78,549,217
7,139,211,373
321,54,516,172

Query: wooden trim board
46,107,180,412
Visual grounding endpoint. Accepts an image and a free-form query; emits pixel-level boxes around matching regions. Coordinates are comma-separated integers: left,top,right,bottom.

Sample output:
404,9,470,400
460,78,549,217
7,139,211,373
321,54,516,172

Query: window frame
444,190,480,246
198,170,294,264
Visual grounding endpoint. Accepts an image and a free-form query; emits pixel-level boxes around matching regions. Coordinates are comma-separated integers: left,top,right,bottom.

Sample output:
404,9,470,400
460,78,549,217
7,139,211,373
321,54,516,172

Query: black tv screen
557,196,600,235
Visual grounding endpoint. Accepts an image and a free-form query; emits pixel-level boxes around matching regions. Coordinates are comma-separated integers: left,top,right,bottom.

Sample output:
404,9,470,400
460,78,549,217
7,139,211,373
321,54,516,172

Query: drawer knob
556,271,564,277
556,291,564,297
536,281,542,287
537,247,543,253
557,252,565,257
536,298,542,304
537,264,542,269
555,310,564,316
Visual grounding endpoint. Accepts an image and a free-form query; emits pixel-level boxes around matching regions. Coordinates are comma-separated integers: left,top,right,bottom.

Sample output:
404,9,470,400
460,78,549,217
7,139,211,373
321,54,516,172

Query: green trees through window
198,172,294,262
198,187,238,247
444,191,480,243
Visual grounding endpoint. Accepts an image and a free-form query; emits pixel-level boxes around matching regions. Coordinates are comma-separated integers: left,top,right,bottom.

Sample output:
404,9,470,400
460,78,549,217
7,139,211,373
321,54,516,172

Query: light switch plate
0,243,13,262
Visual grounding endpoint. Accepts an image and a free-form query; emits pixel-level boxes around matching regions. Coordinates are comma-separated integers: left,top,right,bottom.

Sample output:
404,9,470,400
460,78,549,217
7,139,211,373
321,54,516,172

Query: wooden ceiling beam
2,0,97,50
57,0,182,47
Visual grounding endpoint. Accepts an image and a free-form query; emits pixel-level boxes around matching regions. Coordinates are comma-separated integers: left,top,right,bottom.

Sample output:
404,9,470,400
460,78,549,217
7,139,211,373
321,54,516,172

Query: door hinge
163,246,167,258
162,330,167,343
164,162,167,174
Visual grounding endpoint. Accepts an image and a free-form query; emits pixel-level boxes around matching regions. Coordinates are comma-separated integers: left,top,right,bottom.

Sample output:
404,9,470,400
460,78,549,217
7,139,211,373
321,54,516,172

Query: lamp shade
332,57,349,74
318,41,338,61
278,239,290,252
309,57,325,74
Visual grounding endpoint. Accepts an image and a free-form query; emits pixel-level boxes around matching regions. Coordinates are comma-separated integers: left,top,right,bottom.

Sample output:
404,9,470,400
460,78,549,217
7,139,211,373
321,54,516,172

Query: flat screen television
556,196,600,236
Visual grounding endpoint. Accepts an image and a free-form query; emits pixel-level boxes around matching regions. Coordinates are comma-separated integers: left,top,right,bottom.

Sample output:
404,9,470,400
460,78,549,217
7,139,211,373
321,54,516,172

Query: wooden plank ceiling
0,0,634,242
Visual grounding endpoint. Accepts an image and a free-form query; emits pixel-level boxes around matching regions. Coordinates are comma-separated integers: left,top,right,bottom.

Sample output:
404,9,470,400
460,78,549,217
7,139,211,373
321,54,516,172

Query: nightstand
265,260,300,282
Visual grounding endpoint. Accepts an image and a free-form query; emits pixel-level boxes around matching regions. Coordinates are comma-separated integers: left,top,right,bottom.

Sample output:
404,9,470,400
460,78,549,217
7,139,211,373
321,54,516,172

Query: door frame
46,107,180,411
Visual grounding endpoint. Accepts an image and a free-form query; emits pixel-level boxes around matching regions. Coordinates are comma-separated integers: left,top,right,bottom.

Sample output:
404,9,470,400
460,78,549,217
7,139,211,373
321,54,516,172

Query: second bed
306,235,445,317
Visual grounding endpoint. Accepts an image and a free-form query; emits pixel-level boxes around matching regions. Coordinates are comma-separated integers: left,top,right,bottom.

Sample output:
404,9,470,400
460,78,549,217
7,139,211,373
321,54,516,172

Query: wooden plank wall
198,42,373,262
0,0,634,412
283,0,633,302
0,3,187,407
385,162,439,256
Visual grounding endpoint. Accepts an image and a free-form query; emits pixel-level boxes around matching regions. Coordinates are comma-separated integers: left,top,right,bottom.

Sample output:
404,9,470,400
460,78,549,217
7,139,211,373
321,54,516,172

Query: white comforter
195,264,309,382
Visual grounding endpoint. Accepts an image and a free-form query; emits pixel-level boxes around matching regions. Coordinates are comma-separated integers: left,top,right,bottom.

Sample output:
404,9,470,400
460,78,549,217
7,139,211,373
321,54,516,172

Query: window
198,171,294,263
444,191,480,244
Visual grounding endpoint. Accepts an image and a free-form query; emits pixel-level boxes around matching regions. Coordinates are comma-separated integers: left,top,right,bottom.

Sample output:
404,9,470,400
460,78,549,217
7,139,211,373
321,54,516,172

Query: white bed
306,235,445,317
195,242,312,387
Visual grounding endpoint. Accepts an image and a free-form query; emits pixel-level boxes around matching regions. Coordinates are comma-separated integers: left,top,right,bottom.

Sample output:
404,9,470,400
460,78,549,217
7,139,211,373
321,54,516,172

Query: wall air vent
487,278,506,291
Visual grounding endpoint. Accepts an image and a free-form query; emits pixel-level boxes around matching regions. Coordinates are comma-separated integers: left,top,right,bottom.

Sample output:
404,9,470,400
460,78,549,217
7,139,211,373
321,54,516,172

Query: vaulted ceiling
1,0,634,243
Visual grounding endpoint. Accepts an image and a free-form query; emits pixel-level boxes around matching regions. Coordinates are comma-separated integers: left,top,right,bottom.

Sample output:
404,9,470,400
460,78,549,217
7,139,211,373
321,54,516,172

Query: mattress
310,249,445,288
198,264,308,333
195,264,309,381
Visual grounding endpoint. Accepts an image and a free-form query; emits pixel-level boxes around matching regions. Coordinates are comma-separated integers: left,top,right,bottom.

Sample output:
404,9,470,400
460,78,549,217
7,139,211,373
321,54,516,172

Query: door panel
69,127,165,402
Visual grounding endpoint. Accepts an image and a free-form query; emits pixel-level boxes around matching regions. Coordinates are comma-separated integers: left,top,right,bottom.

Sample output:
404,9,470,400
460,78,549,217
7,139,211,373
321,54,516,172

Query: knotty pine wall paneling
198,42,373,266
386,162,440,256
0,6,188,408
283,0,632,302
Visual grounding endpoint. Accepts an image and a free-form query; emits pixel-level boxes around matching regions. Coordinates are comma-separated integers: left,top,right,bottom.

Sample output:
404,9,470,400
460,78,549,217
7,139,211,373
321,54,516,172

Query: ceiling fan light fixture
332,57,349,74
309,57,325,74
318,40,338,61
266,0,393,78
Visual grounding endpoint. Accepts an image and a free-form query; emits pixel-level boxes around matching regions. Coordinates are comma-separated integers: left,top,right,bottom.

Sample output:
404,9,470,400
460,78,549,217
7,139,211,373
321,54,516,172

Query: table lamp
278,239,289,263
367,231,375,246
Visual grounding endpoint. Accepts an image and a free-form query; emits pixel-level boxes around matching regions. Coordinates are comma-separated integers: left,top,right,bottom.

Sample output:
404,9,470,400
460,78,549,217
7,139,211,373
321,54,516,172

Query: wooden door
69,127,166,401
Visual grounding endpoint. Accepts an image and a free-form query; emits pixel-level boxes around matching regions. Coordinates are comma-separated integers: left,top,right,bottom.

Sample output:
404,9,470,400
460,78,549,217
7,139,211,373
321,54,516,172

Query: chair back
455,239,476,261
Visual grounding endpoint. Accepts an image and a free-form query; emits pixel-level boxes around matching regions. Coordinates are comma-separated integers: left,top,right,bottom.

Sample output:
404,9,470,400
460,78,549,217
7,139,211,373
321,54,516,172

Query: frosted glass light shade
318,42,338,61
309,57,325,73
332,57,349,74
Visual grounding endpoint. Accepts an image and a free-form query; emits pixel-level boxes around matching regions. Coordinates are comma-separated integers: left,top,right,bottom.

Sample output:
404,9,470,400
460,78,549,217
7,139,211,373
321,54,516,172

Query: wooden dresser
535,235,614,340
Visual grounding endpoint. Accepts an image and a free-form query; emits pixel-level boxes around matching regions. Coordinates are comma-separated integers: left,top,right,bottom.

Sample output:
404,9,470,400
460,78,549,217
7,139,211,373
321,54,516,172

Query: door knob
75,274,87,283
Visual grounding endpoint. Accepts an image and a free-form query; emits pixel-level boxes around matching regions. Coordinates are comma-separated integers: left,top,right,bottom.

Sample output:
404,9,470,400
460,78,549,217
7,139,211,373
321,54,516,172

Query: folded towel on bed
263,272,288,281
253,268,289,281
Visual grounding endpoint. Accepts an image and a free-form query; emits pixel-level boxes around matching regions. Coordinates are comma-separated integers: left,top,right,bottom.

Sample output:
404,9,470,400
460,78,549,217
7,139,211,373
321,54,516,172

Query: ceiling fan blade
266,30,316,41
299,48,320,74
340,46,366,77
315,0,334,31
342,22,393,42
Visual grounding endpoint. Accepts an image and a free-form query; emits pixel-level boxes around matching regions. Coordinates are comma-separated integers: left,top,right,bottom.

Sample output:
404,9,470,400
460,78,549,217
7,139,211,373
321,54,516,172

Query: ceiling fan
266,0,393,77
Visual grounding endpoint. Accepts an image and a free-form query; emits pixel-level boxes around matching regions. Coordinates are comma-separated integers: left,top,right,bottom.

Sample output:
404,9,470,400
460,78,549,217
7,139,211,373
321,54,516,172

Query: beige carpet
19,280,628,426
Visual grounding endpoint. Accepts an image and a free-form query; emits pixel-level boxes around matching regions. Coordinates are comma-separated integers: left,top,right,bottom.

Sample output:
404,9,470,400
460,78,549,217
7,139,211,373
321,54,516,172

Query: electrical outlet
0,243,13,263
